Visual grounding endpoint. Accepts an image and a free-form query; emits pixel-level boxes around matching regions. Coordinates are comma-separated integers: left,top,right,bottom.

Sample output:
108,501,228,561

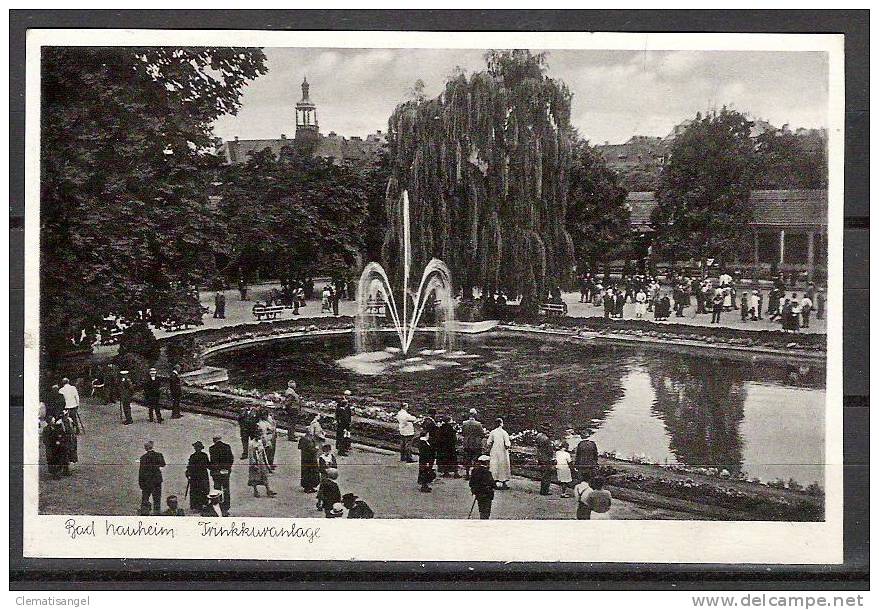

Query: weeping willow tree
384,50,575,308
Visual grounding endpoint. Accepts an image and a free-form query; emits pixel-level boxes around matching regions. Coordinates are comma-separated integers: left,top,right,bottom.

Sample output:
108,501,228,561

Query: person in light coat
487,418,512,489
395,403,417,463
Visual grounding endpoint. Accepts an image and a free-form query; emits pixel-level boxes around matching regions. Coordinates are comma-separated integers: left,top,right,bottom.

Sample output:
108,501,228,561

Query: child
576,475,613,520
554,442,573,497
318,443,338,478
317,468,342,518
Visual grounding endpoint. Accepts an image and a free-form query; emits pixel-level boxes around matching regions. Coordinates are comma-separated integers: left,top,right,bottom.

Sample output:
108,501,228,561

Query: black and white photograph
19,26,848,566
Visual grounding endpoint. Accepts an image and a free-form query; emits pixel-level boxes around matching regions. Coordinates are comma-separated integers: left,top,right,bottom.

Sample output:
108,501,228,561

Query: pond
207,331,826,487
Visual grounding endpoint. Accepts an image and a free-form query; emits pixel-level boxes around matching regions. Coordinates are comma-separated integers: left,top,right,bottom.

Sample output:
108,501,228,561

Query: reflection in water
209,331,825,485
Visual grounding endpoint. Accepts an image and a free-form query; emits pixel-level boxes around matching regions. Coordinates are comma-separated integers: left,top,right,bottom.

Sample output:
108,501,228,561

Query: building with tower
217,77,386,167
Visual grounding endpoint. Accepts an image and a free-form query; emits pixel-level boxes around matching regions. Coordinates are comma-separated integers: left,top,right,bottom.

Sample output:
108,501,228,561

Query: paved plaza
39,400,689,520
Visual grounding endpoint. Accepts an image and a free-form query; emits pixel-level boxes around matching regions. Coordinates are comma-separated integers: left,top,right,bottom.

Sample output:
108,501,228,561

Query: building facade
217,77,386,167
625,189,828,275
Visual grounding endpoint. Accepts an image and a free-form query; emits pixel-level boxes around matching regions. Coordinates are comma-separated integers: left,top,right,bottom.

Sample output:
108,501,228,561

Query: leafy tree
753,130,827,189
566,139,631,272
386,50,575,306
360,148,392,263
650,108,757,265
216,148,369,283
40,47,267,363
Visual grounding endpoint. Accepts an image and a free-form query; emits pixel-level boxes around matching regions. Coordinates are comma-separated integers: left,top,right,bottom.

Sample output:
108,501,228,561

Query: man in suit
469,455,496,519
119,371,133,424
169,365,183,419
143,368,163,423
460,409,485,479
208,434,234,516
573,428,599,484
334,391,353,456
535,422,555,496
138,441,166,514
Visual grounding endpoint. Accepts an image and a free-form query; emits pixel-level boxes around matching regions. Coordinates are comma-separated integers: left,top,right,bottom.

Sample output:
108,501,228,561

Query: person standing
257,406,278,470
118,371,133,425
740,292,749,322
634,288,647,319
800,293,813,329
59,377,81,434
42,416,69,478
469,455,496,519
238,276,248,301
711,290,724,324
435,414,458,478
535,423,554,496
318,469,342,517
298,430,321,493
334,391,353,456
283,380,302,424
185,440,211,512
143,368,163,423
237,405,257,459
201,490,224,517
213,291,226,319
602,288,614,319
575,476,613,520
138,440,166,515
208,434,234,516
420,409,439,470
318,443,338,479
247,435,276,498
417,433,436,493
45,383,64,421
487,418,512,490
395,403,417,463
460,409,485,479
573,429,599,484
168,365,183,419
555,442,574,497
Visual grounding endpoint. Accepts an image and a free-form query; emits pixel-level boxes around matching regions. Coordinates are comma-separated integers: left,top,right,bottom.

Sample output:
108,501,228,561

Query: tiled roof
624,189,828,231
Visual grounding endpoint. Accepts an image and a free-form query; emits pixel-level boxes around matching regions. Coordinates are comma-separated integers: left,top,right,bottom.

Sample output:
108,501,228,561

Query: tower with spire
295,76,319,144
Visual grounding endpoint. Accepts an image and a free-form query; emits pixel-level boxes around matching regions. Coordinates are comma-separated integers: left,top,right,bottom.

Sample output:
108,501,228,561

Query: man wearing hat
334,390,353,456
119,370,133,425
208,435,234,516
573,428,599,484
461,408,485,479
201,490,224,517
143,368,163,423
169,365,183,419
138,441,166,515
535,422,555,496
342,492,374,518
318,468,342,518
468,455,496,519
185,440,211,511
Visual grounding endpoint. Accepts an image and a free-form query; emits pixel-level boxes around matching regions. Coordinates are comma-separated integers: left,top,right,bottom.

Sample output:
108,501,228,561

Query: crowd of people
576,270,824,331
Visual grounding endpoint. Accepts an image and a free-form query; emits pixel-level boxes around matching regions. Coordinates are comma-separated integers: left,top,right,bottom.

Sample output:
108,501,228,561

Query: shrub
166,335,202,372
119,322,160,362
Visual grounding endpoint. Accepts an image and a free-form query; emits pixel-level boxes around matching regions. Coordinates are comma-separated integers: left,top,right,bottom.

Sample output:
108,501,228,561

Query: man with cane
468,455,495,519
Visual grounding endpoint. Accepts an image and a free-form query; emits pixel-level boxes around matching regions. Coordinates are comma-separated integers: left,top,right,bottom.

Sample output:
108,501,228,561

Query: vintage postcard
23,29,844,563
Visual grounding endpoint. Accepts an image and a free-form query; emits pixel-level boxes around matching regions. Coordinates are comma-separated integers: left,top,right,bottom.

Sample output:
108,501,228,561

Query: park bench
252,303,285,321
538,302,568,317
363,303,388,317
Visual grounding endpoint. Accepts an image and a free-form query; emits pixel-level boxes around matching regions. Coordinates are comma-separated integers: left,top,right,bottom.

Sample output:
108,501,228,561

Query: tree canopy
384,50,575,305
40,47,267,361
753,129,827,189
566,138,631,271
650,109,757,264
215,148,370,283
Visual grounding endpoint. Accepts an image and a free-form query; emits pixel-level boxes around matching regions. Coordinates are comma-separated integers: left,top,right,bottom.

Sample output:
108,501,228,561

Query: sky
211,48,829,146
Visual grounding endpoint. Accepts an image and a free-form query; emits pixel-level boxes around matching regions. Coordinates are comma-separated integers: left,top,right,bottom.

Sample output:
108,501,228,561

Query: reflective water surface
209,331,825,486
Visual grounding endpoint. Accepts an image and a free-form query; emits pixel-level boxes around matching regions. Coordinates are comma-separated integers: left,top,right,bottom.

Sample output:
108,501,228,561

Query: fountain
354,190,456,357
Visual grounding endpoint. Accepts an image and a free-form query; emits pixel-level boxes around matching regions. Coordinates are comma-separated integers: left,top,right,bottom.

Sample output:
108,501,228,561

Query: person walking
185,440,211,512
208,435,234,516
487,418,512,490
143,368,163,423
138,440,166,515
247,435,276,498
535,423,554,496
59,378,81,434
119,371,133,425
334,391,353,456
417,433,436,493
395,403,417,463
469,455,496,519
169,365,183,419
573,429,599,484
460,409,485,479
298,430,320,493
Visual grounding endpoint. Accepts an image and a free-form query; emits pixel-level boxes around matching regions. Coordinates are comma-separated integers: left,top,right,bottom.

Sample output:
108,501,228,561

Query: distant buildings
595,118,827,191
217,77,386,167
625,189,828,274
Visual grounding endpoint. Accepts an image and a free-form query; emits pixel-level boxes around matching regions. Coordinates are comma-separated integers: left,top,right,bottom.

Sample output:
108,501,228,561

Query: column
807,231,815,274
778,229,785,265
753,232,759,264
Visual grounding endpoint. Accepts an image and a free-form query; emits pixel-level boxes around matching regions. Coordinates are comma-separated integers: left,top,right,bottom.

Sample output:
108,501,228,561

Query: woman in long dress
487,418,511,489
247,435,275,498
298,430,321,493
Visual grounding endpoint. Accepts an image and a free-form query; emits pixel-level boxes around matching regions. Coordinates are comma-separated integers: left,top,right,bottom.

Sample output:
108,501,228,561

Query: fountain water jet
355,191,456,356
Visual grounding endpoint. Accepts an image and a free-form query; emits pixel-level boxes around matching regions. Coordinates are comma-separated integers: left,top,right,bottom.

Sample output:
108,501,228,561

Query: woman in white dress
487,418,512,489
